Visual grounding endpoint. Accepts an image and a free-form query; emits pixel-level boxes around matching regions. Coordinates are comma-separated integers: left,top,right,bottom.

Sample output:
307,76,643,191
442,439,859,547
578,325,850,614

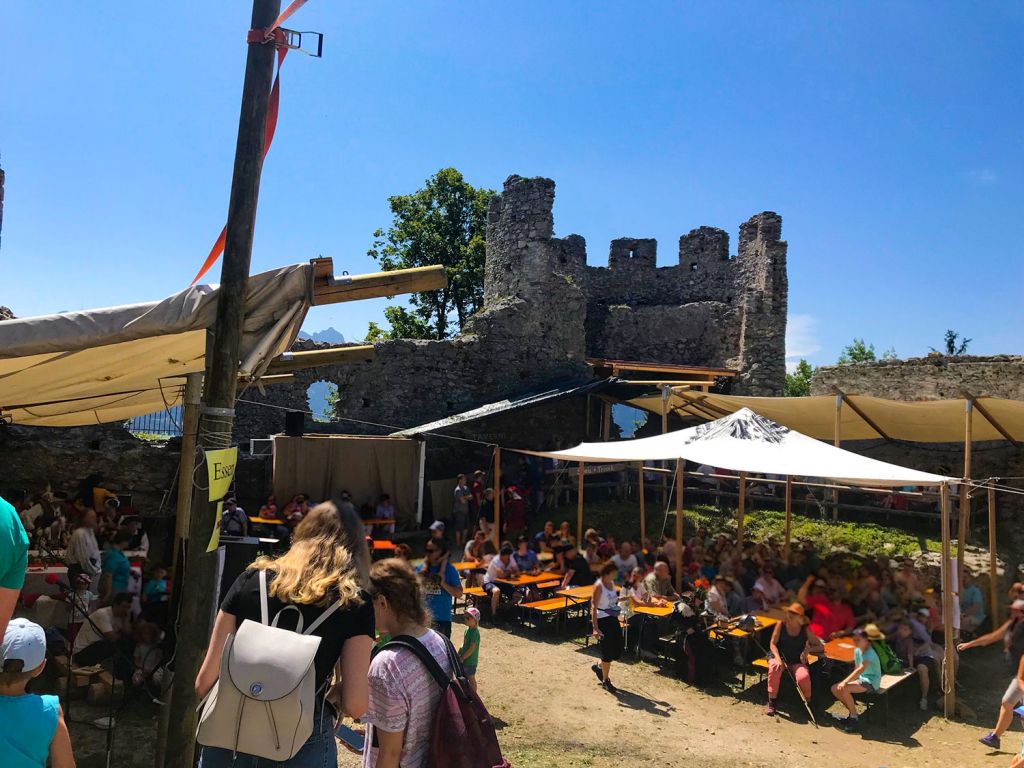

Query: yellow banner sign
206,447,238,502
207,502,223,553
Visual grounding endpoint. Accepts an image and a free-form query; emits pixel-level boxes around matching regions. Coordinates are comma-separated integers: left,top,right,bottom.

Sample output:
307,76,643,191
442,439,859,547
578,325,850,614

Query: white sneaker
919,697,928,711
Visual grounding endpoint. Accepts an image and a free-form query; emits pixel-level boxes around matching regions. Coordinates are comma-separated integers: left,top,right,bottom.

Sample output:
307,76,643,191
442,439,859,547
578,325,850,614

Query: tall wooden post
940,482,956,718
736,472,747,547
783,476,793,560
162,3,282,765
958,399,973,593
171,374,203,569
638,463,646,546
674,458,684,593
492,447,502,548
601,400,612,441
832,394,842,520
661,386,669,509
989,486,999,623
576,462,585,544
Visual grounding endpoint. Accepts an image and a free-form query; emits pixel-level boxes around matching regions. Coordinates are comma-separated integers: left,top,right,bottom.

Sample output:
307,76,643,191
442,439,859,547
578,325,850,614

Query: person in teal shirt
1,618,77,768
831,628,882,732
0,494,30,643
100,529,133,601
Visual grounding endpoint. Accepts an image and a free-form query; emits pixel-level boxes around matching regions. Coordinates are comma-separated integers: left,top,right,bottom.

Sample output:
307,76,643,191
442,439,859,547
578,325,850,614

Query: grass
546,498,941,558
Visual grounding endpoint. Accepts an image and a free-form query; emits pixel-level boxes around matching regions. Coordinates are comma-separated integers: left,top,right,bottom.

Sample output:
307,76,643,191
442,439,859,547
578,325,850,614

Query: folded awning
0,264,313,427
520,408,954,487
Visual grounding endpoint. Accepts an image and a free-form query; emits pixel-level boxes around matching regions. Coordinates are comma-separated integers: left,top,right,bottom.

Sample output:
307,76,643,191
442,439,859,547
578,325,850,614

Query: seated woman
830,628,882,733
372,494,396,538
765,603,823,717
258,495,280,520
626,566,666,654
282,493,310,527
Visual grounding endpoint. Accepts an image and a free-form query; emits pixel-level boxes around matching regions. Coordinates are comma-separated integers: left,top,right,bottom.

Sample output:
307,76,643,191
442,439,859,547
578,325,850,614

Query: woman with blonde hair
196,501,374,767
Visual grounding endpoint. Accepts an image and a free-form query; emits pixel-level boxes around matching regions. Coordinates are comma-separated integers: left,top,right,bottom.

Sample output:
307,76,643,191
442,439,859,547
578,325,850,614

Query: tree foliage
837,338,877,364
366,169,495,341
785,359,815,397
931,329,971,356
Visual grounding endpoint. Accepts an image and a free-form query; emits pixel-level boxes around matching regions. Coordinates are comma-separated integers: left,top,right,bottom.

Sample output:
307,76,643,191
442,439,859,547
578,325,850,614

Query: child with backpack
0,618,77,768
864,623,903,675
460,607,481,693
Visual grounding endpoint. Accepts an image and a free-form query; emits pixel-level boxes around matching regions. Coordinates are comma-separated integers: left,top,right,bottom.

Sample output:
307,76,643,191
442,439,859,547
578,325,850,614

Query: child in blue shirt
0,618,76,767
831,627,882,732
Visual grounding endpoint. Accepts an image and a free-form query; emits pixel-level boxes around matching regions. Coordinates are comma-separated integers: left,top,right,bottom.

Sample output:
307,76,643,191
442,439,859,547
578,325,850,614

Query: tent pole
940,482,956,718
833,394,842,521
638,463,646,547
577,461,585,544
675,458,684,594
171,373,203,569
492,447,502,549
736,472,747,547
783,476,793,560
602,400,612,441
661,386,669,510
989,486,999,623
958,399,973,597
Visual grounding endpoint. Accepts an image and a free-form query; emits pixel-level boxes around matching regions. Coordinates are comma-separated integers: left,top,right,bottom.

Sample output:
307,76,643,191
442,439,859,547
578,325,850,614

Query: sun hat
465,607,481,621
429,520,446,531
784,602,808,622
863,623,885,640
1,618,47,672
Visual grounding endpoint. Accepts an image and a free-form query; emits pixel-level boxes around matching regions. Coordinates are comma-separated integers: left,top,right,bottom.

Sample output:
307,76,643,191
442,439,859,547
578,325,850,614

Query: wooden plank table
248,516,284,526
824,637,856,663
633,604,674,618
452,561,486,572
371,540,396,552
496,572,558,587
360,518,396,527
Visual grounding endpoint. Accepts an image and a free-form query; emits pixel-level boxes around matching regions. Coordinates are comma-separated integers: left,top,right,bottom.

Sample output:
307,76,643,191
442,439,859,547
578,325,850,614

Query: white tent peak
690,408,790,445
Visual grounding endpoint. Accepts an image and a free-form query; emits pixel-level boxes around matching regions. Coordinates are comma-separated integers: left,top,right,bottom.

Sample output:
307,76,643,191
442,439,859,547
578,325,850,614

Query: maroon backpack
379,634,510,768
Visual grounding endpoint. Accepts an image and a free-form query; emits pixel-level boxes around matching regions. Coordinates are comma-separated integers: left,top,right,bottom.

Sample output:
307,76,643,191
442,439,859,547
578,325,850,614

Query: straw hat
784,602,808,622
863,623,885,641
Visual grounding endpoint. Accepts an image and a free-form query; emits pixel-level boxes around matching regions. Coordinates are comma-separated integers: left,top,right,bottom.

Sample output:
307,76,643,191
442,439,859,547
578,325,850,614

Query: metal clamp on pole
246,26,323,56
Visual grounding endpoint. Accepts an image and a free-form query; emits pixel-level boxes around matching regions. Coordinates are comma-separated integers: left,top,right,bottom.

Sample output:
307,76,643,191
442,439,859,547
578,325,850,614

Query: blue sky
2,2,1021,369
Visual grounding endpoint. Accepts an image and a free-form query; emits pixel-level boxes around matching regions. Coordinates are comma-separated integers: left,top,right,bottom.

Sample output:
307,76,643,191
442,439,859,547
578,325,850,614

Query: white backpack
196,570,342,760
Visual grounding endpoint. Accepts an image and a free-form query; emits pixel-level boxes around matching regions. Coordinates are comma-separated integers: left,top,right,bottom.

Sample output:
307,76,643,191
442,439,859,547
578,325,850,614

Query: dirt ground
63,619,1015,768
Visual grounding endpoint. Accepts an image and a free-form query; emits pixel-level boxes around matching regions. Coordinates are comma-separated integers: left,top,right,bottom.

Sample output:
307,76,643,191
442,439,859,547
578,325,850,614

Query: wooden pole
674,458,684,593
833,394,842,521
163,3,281,765
492,447,502,548
783,476,793,560
311,264,447,305
940,482,956,718
638,463,646,547
172,374,203,567
601,400,612,441
958,399,973,594
736,472,747,547
989,485,999,623
661,386,669,510
577,462,585,545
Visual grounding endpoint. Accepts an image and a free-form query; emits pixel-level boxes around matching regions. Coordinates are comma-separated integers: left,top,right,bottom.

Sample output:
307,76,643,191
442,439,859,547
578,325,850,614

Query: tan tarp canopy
272,435,425,526
629,390,1024,444
0,264,313,427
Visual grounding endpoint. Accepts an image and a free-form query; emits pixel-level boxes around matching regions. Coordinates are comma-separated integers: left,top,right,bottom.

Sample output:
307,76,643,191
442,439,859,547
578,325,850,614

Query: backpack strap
379,634,452,690
303,600,344,636
258,569,269,626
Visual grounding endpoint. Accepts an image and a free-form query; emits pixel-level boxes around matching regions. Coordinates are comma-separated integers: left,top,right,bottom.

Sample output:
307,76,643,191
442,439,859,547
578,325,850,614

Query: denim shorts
198,699,338,768
464,664,477,676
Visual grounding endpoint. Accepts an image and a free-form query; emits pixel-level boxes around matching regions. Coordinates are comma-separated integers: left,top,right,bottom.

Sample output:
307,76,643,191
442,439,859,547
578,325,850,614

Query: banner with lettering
206,447,238,502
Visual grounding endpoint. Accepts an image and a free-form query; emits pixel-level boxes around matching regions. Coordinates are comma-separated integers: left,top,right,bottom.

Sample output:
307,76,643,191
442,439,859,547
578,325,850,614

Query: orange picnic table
496,572,560,587
632,603,674,618
452,560,486,572
371,540,396,552
824,637,856,663
360,518,395,527
248,516,284,526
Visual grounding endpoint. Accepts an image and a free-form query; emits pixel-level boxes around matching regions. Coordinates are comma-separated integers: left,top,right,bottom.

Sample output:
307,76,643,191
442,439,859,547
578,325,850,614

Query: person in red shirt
798,575,854,638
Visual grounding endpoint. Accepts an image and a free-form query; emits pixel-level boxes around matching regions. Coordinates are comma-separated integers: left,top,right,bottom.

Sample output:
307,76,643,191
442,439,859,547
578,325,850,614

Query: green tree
837,338,877,364
785,359,815,397
367,168,495,340
930,329,971,356
322,383,339,421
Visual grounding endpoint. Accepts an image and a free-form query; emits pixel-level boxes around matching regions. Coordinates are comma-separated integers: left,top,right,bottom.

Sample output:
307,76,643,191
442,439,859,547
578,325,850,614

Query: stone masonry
235,174,789,441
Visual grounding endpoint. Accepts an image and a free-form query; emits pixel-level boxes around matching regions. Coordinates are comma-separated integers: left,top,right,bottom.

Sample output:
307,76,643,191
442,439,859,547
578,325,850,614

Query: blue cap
2,618,47,672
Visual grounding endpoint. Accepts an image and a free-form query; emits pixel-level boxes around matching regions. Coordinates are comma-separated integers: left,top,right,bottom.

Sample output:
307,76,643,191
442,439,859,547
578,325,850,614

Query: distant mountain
298,327,345,344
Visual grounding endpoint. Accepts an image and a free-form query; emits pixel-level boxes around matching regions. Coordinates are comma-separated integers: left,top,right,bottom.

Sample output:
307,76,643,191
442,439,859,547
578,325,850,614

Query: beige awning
0,264,313,427
628,390,1024,444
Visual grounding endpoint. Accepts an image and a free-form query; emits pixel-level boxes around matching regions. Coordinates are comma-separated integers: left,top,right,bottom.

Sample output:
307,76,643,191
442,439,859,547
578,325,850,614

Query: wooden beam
736,473,747,547
958,399,973,593
250,373,294,385
601,400,612,441
940,482,956,718
638,463,646,547
989,485,999,625
266,345,375,374
833,394,842,521
834,389,892,441
492,447,502,549
968,393,1022,447
783,476,793,560
312,265,447,305
585,358,737,377
675,458,684,594
577,461,585,545
616,380,719,386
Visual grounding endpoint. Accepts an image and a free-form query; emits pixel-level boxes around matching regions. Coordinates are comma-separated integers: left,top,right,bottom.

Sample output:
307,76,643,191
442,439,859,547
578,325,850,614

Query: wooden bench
853,670,915,725
519,596,572,631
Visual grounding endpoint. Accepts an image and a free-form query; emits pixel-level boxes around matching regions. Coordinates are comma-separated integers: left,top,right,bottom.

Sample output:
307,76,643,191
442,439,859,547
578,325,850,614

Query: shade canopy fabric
629,390,1024,444
273,435,424,526
521,408,953,487
0,264,313,427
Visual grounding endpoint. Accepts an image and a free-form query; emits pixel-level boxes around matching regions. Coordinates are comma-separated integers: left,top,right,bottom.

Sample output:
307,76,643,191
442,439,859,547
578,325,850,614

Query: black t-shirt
565,555,594,587
221,569,374,689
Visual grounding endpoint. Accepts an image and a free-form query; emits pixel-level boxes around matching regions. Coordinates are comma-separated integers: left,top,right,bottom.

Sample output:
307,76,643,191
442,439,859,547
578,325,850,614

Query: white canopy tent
521,407,960,716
